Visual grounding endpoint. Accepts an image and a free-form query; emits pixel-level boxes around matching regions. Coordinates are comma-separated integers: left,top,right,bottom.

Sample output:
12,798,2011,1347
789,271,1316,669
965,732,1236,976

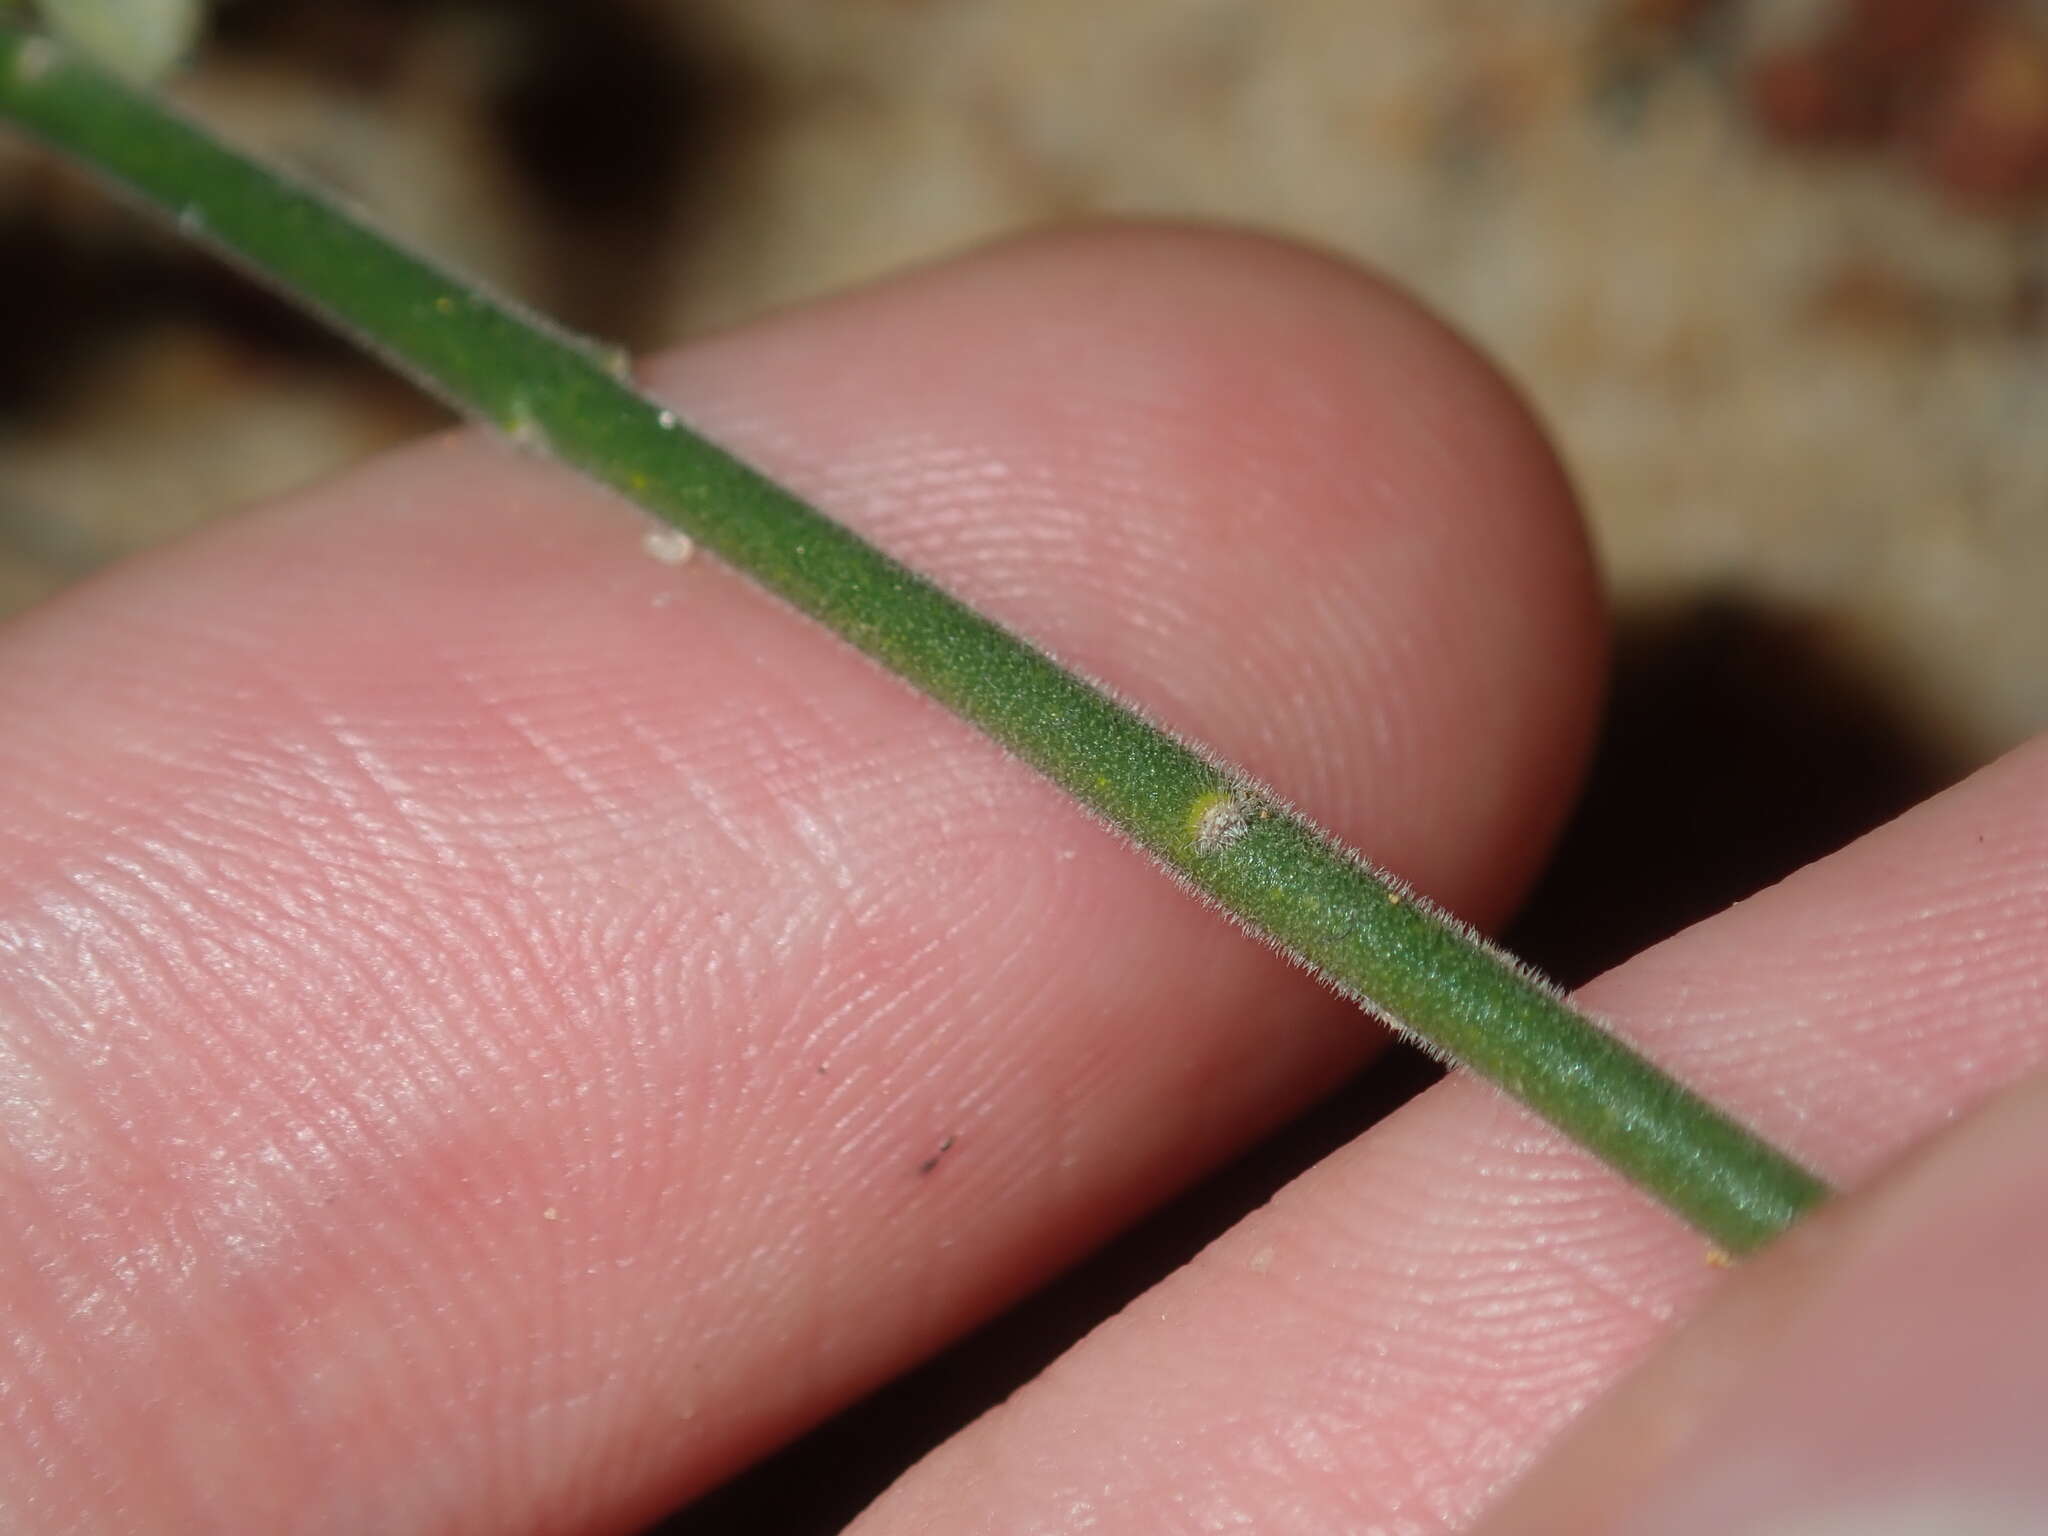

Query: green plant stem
0,26,1830,1254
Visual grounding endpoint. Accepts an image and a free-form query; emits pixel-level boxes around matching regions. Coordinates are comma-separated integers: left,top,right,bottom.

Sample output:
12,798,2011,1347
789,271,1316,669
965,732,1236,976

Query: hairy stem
0,26,1830,1252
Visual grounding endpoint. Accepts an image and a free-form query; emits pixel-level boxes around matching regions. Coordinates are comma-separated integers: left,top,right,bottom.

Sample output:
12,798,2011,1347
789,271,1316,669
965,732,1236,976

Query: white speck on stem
655,409,678,430
1193,794,1250,856
643,525,695,566
176,203,204,235
503,401,547,453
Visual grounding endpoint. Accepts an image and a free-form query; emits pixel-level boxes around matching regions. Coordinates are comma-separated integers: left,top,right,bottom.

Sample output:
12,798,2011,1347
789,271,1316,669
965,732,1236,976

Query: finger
1472,1066,2048,1534
849,732,2048,1534
1466,1064,2048,1536
0,225,1602,1534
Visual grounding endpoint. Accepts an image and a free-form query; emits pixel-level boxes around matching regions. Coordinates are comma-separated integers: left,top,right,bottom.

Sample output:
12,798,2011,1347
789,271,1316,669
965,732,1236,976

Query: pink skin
0,228,1600,1532
7,224,2041,1536
1473,1067,2048,1535
855,735,2048,1534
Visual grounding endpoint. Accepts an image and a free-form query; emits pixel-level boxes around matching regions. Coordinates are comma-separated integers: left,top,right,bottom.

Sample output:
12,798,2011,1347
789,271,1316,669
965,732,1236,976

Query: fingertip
1475,1069,2048,1535
651,219,1608,919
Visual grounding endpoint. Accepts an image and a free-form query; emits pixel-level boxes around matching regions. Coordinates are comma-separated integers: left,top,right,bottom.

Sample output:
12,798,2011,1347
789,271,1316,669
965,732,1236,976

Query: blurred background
3,1,2045,1528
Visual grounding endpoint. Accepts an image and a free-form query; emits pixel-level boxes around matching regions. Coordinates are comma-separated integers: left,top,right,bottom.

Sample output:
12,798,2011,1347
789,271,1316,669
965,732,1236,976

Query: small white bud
35,0,204,82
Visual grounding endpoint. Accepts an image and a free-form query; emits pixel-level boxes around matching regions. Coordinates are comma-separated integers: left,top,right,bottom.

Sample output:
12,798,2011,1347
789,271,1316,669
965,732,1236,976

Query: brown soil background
8,0,2040,966
7,2,2048,763
4,4,2045,1529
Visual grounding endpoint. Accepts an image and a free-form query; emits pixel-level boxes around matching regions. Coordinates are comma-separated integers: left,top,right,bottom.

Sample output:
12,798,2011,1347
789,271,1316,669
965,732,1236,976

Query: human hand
2,227,2040,1533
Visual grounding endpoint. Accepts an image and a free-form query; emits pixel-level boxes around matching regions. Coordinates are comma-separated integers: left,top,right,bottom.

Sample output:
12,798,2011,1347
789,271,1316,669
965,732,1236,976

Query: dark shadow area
645,591,1964,1533
0,1,429,417
0,0,762,415
1509,592,1967,985
485,1,765,344
205,0,432,84
0,209,385,418
0,0,453,418
212,0,766,344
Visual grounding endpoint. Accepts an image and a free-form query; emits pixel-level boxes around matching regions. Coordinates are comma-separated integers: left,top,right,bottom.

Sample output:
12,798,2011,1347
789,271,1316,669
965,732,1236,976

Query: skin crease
6,226,2042,1536
0,227,1604,1533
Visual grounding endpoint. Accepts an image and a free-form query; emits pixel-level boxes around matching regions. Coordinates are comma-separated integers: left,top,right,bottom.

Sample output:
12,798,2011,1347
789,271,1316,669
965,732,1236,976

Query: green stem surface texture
0,27,1831,1253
